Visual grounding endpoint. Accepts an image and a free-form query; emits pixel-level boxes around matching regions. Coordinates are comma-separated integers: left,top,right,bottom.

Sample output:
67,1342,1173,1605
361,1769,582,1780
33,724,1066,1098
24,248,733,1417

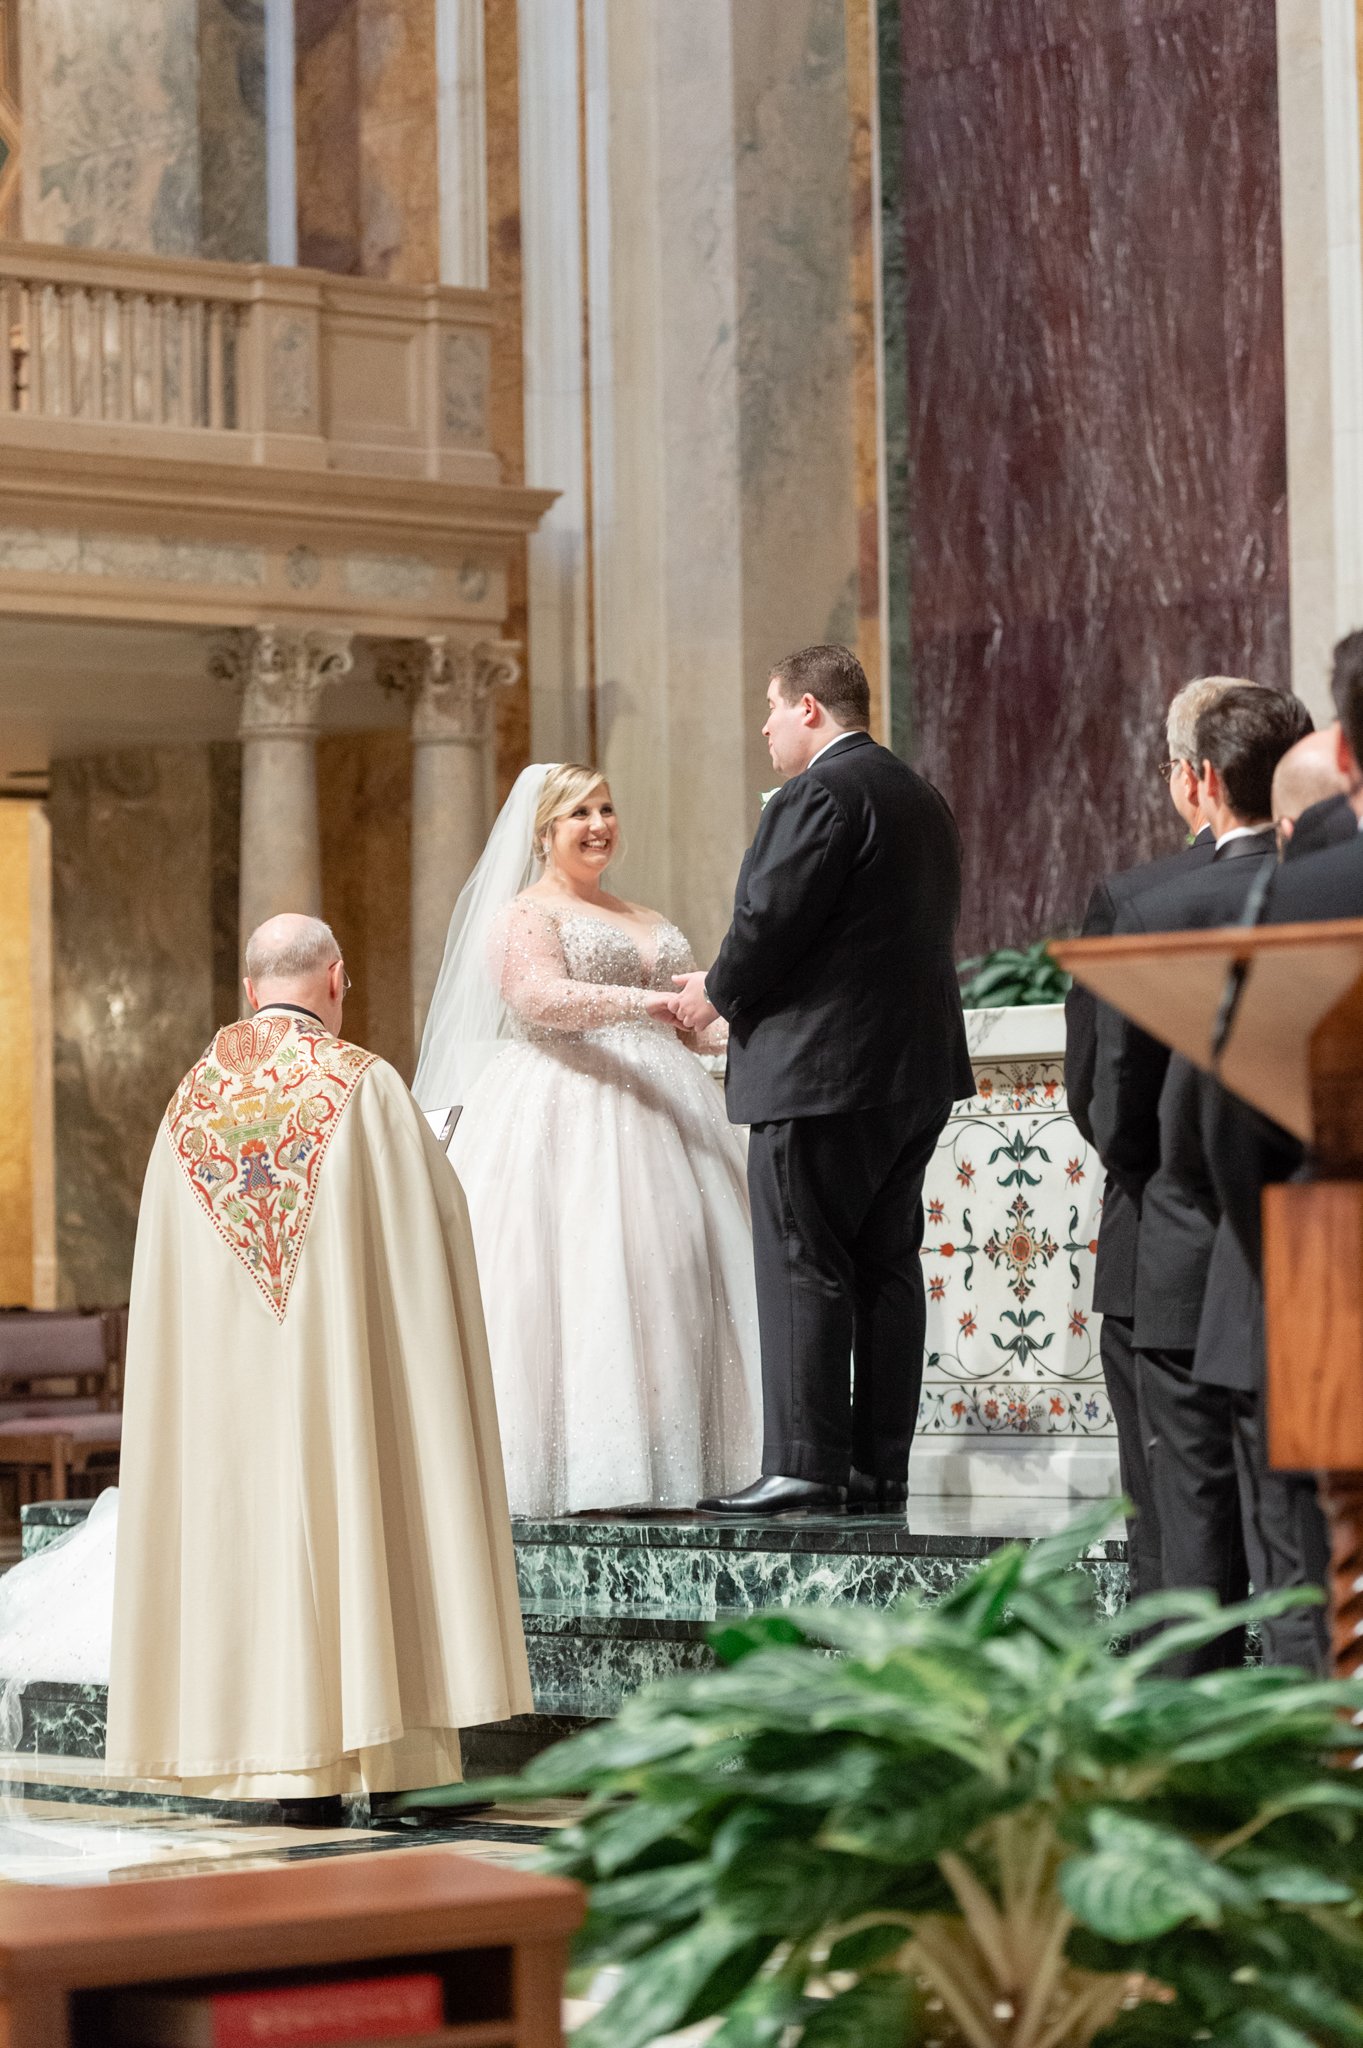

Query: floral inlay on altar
917,1028,1109,1453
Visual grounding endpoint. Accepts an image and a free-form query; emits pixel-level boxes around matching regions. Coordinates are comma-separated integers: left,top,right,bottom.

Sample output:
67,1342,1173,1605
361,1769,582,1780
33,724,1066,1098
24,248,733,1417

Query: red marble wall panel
896,1,1289,954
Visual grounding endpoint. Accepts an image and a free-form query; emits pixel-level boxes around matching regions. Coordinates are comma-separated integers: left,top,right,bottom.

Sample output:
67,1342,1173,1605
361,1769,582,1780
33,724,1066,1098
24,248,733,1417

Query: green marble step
512,1508,1128,1621
8,1500,1130,1768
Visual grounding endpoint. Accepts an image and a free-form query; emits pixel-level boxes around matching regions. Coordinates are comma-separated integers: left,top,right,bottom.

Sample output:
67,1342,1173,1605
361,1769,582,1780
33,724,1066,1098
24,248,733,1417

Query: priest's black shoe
367,1790,494,1830
277,1796,345,1829
847,1468,909,1513
696,1474,847,1516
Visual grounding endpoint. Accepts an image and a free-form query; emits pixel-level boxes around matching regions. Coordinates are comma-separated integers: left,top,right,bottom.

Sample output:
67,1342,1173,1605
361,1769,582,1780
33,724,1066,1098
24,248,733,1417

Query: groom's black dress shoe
696,1474,847,1517
847,1468,909,1513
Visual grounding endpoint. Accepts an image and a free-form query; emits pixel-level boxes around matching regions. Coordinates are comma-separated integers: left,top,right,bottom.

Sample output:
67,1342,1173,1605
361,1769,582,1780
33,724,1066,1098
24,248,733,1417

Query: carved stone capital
210,626,354,737
374,635,521,744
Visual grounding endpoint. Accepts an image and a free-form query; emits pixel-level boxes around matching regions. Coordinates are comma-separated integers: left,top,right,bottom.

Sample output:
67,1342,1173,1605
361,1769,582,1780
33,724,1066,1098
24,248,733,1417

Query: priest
106,914,532,1824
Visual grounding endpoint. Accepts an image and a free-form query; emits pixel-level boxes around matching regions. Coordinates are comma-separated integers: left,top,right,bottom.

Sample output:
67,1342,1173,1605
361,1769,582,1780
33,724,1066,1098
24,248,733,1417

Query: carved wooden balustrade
0,240,497,484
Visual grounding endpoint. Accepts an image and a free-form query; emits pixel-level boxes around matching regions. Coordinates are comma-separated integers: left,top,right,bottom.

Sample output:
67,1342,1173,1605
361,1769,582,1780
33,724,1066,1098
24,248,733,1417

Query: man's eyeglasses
1157,757,1184,783
338,966,352,995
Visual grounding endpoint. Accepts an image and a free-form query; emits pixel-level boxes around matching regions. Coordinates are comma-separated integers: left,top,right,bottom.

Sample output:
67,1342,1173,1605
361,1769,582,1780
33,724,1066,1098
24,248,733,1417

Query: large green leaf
571,1916,774,2048
708,1974,813,2047
1061,1808,1256,1939
715,1842,894,1936
587,1859,712,1923
1237,1857,1357,1906
518,1712,702,1790
825,1922,910,1973
710,1612,813,1664
1217,2016,1321,2048
587,1794,710,1876
1252,1971,1363,2043
824,1772,1025,1867
797,1972,923,2048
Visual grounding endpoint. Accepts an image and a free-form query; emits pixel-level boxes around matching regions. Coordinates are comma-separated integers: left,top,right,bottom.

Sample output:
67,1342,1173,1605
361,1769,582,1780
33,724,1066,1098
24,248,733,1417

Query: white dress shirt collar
807,729,862,771
1214,823,1269,849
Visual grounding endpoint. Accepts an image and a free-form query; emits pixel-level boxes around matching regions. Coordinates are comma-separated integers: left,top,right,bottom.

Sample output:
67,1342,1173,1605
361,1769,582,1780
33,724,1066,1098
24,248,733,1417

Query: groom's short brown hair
773,644,871,730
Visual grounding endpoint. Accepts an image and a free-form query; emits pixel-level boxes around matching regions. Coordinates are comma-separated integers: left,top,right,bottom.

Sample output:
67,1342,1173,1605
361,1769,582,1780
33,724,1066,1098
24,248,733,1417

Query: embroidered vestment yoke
166,1013,376,1321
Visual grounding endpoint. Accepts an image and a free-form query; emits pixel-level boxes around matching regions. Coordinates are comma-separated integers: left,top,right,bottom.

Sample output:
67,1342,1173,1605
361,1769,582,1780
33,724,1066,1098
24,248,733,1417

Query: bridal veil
412,762,556,1111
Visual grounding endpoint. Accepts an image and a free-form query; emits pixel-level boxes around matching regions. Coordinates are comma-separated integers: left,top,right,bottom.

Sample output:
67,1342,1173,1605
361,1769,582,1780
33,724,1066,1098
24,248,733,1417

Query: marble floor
0,1783,571,1885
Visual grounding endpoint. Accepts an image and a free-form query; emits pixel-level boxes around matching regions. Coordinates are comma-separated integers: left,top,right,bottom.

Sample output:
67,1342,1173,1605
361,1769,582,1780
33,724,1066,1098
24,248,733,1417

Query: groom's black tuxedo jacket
706,731,973,1124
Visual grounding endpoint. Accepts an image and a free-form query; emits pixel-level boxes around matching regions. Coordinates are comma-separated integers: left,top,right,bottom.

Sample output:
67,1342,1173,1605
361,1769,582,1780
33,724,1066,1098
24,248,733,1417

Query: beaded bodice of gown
490,897,697,1041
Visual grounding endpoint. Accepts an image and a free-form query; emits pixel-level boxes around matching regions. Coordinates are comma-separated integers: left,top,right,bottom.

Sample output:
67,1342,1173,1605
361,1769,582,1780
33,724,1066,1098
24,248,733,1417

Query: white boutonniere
760,787,780,810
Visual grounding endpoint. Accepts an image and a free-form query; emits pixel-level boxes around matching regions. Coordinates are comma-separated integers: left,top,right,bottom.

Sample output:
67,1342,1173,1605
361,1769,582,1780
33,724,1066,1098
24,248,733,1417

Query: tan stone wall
0,801,52,1307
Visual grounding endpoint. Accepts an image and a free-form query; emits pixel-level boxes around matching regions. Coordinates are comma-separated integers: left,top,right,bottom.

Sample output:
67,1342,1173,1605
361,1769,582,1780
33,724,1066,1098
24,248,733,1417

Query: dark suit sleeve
1063,880,1114,1146
1089,893,1170,1190
1200,1080,1302,1267
705,775,856,1019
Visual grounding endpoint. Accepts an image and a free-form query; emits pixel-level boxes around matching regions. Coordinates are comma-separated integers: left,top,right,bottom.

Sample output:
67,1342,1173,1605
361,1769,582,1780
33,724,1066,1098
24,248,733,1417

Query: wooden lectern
1053,919,1363,1680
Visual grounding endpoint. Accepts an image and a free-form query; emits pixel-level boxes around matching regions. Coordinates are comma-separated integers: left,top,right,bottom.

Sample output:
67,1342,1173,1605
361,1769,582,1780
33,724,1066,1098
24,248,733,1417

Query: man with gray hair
107,912,531,1826
1065,674,1265,1611
1162,676,1259,838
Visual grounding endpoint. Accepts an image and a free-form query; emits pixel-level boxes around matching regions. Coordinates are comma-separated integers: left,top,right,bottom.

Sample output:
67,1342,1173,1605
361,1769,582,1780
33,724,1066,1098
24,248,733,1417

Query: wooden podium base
1263,1184,1363,1683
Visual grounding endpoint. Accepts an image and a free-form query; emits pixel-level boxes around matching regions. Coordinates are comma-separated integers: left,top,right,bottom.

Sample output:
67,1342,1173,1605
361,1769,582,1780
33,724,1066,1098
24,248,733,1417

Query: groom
672,644,972,1515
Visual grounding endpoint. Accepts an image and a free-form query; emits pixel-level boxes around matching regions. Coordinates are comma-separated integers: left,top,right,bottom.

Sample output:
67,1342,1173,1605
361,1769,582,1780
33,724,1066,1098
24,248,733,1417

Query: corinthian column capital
374,635,521,744
209,626,354,737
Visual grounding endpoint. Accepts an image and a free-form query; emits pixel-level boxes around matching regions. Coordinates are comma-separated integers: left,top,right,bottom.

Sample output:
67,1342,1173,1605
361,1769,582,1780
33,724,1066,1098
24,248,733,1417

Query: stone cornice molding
0,443,557,552
210,626,354,737
375,634,521,743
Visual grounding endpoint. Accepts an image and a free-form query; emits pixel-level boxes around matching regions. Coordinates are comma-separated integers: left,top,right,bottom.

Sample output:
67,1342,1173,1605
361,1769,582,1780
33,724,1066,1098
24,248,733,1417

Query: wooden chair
0,1310,124,1504
0,1309,122,1409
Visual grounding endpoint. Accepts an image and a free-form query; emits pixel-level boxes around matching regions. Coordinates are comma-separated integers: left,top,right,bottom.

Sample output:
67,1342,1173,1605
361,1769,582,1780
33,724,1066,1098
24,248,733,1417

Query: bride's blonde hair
534,763,611,863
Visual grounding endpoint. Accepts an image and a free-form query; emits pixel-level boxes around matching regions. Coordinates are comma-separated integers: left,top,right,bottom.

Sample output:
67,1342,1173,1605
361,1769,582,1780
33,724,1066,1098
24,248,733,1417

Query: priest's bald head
244,913,347,1036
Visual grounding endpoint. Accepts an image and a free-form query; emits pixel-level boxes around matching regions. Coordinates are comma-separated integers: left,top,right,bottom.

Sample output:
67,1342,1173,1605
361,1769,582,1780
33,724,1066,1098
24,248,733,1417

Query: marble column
376,634,520,1045
210,626,353,953
1277,0,1363,719
437,0,488,288
515,0,862,960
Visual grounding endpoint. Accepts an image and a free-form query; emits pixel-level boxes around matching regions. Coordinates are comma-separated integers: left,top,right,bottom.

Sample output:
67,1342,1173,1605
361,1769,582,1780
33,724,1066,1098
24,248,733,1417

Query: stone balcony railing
0,240,497,485
0,241,552,644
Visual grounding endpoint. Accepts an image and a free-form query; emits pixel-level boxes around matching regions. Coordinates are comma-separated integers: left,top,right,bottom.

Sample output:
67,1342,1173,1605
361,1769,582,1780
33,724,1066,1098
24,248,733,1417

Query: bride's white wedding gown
0,1489,117,1733
450,896,762,1517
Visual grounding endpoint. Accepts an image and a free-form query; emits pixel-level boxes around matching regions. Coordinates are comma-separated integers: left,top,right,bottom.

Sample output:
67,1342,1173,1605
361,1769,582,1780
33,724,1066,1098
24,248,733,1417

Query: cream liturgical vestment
106,1007,532,1799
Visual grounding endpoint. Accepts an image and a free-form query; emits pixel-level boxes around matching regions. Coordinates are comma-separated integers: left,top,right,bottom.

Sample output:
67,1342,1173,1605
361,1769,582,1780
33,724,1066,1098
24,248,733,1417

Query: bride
414,762,760,1517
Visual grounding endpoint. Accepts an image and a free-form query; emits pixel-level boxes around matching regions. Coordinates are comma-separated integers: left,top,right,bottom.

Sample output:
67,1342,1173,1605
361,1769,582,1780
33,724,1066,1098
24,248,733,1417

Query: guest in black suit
1066,674,1247,1601
1268,634,1363,923
1271,725,1352,859
670,644,972,1516
1213,639,1363,1274
1093,685,1313,1670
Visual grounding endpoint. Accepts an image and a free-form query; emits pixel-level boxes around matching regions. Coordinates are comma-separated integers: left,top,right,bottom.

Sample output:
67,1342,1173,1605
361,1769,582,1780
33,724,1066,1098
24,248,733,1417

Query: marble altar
916,1002,1115,1501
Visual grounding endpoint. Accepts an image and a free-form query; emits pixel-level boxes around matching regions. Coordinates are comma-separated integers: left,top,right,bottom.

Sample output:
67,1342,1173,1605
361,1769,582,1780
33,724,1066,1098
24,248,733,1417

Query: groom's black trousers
747,1098,951,1486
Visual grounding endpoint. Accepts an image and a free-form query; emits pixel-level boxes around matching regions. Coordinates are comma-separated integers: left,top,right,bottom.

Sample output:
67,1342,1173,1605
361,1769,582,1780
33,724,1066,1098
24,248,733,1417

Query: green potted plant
958,940,1072,1009
430,1511,1363,2046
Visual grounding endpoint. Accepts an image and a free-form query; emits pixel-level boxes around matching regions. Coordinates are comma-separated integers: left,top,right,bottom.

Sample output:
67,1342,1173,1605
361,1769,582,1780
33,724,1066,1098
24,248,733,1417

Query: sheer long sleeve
490,899,652,1031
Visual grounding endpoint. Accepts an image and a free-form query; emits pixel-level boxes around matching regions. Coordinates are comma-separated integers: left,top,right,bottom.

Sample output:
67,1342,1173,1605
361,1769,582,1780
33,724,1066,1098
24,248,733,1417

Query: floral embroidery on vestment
166,1014,376,1321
